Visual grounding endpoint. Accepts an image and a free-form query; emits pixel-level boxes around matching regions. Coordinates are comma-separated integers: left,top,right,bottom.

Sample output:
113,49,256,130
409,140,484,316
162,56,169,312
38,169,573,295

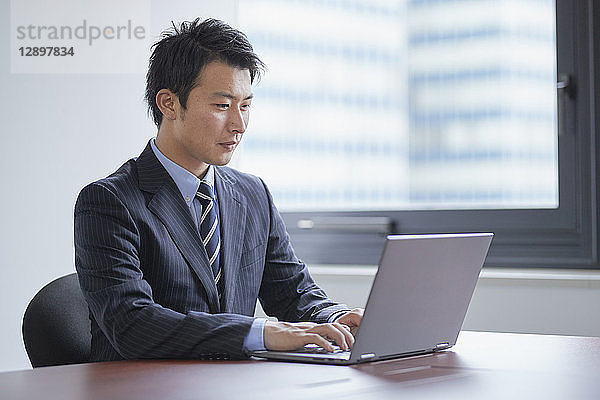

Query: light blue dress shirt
150,139,266,352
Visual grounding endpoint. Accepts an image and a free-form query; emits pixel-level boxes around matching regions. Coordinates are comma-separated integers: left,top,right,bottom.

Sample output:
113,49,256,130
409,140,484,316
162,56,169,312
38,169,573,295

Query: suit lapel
215,167,247,313
136,143,220,312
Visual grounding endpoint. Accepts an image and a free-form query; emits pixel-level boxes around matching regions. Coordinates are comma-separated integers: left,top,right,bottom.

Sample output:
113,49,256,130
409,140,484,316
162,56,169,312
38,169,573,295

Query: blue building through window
236,0,557,211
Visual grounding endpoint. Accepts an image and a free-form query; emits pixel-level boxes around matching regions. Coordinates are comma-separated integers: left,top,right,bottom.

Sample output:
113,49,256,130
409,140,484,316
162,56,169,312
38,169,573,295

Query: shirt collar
150,138,215,205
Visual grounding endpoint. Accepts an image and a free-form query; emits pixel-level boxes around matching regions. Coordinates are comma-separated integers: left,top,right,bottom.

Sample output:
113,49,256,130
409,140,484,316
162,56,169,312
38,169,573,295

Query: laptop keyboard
296,343,347,354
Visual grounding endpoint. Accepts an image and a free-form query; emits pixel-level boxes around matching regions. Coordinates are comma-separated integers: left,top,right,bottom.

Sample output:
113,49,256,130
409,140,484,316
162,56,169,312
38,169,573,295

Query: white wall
0,0,238,373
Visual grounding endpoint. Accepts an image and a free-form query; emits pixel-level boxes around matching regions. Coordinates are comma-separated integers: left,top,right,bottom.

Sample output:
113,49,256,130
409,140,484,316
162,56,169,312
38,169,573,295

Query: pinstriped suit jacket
74,142,348,361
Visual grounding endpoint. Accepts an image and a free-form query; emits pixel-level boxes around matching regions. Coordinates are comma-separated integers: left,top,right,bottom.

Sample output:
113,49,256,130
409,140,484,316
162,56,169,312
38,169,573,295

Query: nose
229,107,247,134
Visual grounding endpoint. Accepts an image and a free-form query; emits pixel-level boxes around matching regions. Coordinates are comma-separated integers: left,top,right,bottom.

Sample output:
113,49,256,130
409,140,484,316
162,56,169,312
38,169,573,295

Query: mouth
218,141,238,151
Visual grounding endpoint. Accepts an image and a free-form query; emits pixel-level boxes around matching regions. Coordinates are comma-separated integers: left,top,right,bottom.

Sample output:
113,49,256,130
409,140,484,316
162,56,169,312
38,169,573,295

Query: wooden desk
2,331,599,400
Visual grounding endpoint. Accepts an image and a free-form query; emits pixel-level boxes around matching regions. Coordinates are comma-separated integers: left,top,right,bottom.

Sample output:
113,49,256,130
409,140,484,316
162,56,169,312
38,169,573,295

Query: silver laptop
250,232,493,365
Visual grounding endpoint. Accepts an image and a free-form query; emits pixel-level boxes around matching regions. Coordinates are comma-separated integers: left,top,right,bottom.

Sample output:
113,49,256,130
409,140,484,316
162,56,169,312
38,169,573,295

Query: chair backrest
22,273,91,367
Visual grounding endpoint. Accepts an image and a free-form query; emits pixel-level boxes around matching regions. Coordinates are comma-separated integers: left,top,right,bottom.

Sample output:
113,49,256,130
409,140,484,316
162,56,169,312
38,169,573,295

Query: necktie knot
196,181,215,203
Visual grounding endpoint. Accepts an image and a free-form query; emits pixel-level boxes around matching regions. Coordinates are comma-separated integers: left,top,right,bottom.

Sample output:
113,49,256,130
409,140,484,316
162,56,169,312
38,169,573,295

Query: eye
241,103,251,111
214,104,229,110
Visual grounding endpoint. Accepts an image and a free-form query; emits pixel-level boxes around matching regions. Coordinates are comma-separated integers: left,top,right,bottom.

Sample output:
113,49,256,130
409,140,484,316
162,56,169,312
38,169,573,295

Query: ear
155,89,179,121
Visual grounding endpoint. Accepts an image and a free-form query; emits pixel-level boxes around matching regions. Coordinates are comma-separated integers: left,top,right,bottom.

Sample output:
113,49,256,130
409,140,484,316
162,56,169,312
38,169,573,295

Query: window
235,0,599,268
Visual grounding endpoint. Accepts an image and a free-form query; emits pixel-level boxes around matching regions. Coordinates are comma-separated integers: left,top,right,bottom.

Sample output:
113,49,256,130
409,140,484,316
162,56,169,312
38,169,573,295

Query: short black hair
145,18,265,127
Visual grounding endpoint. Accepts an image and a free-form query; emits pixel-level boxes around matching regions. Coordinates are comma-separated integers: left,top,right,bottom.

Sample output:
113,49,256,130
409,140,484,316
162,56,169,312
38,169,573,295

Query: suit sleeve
257,179,351,323
74,183,254,360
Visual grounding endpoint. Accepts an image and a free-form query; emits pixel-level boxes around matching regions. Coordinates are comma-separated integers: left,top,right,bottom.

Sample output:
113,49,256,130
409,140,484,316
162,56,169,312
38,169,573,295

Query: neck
155,128,209,178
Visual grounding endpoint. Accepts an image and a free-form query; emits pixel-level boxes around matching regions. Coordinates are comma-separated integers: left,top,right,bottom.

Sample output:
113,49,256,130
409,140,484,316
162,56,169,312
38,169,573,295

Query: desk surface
2,331,600,400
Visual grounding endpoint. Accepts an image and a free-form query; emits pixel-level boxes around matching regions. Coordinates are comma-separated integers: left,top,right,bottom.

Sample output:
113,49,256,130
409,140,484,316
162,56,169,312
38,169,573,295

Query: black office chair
22,273,91,367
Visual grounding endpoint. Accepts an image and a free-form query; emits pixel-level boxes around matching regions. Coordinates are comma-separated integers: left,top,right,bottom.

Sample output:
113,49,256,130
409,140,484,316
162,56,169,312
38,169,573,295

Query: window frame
281,0,600,269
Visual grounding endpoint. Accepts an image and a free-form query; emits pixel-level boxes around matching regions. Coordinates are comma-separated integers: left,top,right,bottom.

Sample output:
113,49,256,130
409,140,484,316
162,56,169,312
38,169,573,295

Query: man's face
168,61,252,174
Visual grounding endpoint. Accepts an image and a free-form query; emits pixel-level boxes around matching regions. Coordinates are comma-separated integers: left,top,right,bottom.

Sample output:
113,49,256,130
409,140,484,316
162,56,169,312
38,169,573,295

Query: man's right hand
263,320,355,352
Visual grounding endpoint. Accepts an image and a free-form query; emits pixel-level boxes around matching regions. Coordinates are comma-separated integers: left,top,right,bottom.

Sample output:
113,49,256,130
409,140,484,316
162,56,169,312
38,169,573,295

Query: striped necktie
196,181,221,283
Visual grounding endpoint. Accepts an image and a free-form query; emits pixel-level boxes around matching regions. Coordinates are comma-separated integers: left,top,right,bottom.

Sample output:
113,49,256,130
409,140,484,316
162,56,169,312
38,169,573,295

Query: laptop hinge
435,342,451,351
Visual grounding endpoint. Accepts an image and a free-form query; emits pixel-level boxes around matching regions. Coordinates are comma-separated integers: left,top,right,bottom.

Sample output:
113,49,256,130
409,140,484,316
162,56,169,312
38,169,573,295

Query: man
75,18,362,361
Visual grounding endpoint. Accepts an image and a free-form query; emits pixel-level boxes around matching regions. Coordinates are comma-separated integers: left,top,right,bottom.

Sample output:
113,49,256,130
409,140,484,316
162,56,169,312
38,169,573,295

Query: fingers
334,322,355,349
308,322,354,351
304,333,336,352
263,321,356,352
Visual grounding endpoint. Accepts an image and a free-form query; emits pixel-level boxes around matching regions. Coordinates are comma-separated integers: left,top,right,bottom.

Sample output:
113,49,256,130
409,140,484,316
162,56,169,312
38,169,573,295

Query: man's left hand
336,308,364,336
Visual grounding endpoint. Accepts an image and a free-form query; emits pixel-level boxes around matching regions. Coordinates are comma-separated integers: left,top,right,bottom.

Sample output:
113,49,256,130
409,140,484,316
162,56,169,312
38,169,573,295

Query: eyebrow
211,91,254,101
